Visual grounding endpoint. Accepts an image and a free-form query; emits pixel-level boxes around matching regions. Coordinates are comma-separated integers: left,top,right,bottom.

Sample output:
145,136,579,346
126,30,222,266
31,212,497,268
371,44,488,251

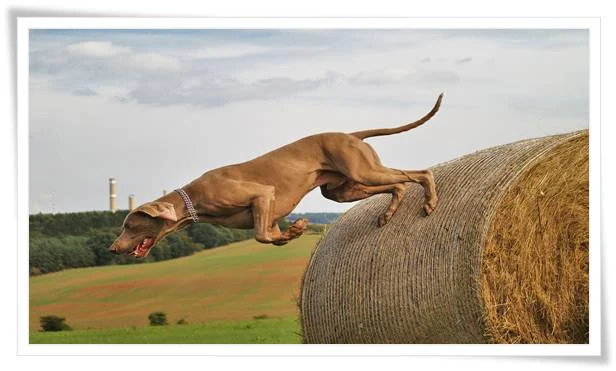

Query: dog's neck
158,186,201,229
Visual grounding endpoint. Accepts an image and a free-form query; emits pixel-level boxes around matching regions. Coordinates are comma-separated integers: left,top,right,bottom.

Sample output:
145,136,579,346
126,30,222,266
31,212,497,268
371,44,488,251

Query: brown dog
109,94,443,258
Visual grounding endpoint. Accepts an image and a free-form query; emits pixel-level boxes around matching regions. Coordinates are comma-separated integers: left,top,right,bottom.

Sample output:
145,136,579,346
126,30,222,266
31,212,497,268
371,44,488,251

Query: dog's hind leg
326,138,438,215
321,181,408,226
362,169,437,215
343,166,437,216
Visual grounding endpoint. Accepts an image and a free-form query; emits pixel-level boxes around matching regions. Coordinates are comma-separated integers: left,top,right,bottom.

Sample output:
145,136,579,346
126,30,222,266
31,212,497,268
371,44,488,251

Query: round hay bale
299,130,588,344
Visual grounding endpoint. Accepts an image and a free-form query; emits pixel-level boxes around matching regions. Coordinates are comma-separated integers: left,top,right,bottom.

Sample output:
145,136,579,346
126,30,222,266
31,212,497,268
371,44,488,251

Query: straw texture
299,130,589,344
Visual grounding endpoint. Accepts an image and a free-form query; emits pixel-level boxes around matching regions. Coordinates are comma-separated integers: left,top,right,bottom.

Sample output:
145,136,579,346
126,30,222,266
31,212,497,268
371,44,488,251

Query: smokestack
128,194,136,211
162,189,168,196
109,178,117,213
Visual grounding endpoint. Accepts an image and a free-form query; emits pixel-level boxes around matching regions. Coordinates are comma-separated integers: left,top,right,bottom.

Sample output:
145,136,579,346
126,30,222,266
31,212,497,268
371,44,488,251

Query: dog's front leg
251,185,281,244
249,185,307,245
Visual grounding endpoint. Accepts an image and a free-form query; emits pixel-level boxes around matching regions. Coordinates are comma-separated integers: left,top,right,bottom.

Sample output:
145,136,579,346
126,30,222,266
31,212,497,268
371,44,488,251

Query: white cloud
350,68,415,85
66,41,131,58
127,53,182,72
124,71,336,107
349,68,460,86
189,44,328,59
62,41,182,74
190,44,273,59
33,30,587,116
456,57,473,64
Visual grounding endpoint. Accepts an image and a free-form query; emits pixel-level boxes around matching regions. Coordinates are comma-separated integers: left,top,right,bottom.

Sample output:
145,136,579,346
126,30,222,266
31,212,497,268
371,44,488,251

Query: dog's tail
350,93,443,140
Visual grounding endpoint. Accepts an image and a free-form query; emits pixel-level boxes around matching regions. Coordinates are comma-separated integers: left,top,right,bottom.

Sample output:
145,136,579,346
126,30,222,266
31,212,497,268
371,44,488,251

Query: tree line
287,212,341,224
29,210,254,276
29,210,335,276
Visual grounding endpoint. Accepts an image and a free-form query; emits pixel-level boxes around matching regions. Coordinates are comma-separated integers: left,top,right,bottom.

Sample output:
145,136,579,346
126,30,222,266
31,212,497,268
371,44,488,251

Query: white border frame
17,17,601,356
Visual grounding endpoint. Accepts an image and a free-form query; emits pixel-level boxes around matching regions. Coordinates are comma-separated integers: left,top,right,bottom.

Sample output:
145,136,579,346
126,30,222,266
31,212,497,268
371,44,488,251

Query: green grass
30,234,320,343
29,316,302,344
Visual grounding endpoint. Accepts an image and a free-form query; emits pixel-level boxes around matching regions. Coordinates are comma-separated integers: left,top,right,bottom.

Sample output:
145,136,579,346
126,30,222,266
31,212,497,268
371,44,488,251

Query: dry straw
299,130,588,344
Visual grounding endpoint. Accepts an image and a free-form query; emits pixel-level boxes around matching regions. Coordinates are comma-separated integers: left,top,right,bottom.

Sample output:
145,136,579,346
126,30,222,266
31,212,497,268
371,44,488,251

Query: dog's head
109,201,178,258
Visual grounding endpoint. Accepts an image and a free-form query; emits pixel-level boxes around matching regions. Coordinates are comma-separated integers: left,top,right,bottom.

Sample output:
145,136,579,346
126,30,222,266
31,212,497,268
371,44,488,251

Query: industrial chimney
162,189,168,196
128,194,136,211
109,178,117,213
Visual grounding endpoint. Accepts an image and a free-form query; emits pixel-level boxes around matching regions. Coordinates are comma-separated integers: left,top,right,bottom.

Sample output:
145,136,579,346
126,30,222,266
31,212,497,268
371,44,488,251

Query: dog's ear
135,202,178,222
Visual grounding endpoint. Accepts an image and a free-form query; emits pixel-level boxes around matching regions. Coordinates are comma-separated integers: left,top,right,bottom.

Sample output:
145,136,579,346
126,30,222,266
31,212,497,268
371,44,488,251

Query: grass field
30,316,301,344
30,234,320,343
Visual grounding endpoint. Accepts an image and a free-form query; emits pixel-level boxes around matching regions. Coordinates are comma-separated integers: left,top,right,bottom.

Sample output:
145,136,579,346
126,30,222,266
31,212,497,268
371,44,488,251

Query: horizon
28,208,343,216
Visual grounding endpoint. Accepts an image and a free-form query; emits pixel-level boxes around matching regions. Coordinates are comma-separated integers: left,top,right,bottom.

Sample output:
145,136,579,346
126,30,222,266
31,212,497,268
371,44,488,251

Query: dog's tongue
135,238,154,258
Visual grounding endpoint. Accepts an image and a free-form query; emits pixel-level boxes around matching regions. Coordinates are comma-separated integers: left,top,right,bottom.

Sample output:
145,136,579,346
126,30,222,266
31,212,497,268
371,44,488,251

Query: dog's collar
174,188,199,223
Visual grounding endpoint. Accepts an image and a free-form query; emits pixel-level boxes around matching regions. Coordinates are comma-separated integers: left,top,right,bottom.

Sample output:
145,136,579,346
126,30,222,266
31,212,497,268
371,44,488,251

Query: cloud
30,29,584,111
348,68,460,86
31,35,338,107
189,44,273,59
188,43,329,60
456,57,472,64
127,53,182,72
418,70,460,85
66,41,131,58
124,71,337,107
349,68,414,85
439,29,588,49
507,94,588,119
72,87,97,96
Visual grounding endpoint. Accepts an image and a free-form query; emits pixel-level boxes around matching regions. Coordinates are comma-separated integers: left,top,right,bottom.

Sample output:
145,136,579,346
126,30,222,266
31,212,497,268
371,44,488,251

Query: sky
28,29,589,214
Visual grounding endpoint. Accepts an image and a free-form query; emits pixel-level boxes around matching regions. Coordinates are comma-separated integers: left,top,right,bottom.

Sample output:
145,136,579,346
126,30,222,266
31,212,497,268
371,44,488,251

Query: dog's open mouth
130,237,155,258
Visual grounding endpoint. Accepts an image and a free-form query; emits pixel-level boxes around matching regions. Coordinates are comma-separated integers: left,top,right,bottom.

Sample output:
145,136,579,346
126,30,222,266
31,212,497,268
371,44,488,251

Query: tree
278,219,291,231
164,233,194,259
215,226,235,246
188,223,220,248
40,315,72,332
148,312,168,326
85,230,118,266
57,236,95,269
28,210,258,275
30,236,93,274
30,210,129,237
29,239,63,275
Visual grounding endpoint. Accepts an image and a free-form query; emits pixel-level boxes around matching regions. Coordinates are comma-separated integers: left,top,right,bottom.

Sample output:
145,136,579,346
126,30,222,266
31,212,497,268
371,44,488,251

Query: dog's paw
423,196,438,216
281,218,309,240
289,218,309,233
423,203,435,216
377,213,391,227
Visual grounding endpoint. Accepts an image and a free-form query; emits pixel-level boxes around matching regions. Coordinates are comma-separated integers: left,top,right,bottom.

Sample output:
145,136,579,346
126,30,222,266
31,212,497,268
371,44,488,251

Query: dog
109,93,443,258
